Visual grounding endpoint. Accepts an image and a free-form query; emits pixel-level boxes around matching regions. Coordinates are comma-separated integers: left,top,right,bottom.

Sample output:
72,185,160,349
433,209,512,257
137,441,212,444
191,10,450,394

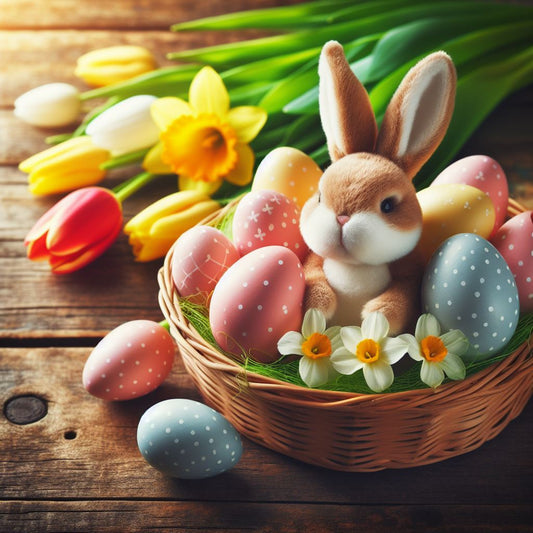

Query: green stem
113,172,158,202
100,147,150,170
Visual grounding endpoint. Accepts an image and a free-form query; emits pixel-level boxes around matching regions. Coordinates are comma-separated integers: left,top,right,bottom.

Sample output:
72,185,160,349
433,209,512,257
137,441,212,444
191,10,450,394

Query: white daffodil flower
86,95,160,156
330,312,407,393
399,313,468,389
14,83,82,128
277,308,342,388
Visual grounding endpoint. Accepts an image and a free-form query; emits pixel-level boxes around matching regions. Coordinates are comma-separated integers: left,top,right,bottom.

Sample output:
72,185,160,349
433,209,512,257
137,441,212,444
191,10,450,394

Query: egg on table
416,183,495,263
491,210,533,312
432,155,508,236
171,225,240,306
137,399,243,479
82,320,175,401
252,146,322,208
232,189,308,261
422,233,520,361
209,245,306,363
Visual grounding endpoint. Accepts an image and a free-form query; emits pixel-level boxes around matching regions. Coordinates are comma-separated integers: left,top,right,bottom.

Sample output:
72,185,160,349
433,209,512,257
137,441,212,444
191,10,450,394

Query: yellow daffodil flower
19,136,110,195
278,308,342,388
399,314,468,389
75,45,157,87
143,66,267,195
331,312,408,393
124,190,220,262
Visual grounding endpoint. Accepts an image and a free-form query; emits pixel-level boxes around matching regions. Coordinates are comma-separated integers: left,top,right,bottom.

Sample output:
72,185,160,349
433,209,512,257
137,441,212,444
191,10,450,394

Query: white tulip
14,83,82,128
86,94,160,156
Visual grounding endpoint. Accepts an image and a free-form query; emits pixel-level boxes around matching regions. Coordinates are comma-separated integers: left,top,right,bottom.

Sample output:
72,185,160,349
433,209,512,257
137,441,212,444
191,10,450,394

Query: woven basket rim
158,198,532,406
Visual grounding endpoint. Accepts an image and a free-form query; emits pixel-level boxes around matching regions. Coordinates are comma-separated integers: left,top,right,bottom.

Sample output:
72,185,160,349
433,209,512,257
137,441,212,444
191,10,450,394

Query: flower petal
299,356,330,388
150,97,191,131
440,353,466,381
325,326,343,351
361,311,389,341
179,175,223,195
398,333,423,361
301,308,326,338
363,361,394,392
227,106,267,143
440,329,469,357
415,313,441,341
224,143,255,186
340,326,362,353
381,336,408,365
420,360,445,388
277,331,304,356
142,142,173,174
330,348,361,375
189,66,229,116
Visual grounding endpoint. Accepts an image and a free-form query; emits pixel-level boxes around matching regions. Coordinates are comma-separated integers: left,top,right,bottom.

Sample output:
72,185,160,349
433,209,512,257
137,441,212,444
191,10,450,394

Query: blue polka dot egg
422,233,520,361
137,399,242,479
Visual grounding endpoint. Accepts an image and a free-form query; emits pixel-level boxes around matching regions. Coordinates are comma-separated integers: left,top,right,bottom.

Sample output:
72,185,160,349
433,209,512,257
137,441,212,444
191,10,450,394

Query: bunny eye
380,196,397,214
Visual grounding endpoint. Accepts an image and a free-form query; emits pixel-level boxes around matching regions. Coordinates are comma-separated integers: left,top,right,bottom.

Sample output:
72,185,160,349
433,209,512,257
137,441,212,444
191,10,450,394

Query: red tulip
24,186,122,274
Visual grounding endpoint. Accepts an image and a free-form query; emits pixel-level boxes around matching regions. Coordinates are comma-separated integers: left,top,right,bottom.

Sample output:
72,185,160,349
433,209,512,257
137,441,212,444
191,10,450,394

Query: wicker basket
158,198,533,472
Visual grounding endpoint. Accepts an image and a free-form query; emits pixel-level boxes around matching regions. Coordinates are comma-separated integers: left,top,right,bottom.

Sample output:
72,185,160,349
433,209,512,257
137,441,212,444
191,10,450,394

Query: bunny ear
376,52,456,179
318,41,377,162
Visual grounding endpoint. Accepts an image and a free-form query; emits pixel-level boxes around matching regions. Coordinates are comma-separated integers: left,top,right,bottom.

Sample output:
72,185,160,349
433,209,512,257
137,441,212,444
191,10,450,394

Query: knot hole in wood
3,394,48,425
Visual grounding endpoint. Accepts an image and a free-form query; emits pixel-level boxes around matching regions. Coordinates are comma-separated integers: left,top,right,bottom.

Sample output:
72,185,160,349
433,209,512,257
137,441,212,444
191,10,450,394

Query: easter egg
416,183,495,263
232,190,308,261
432,155,508,236
252,146,322,208
82,320,175,400
422,233,520,360
171,225,239,306
209,245,305,363
137,399,242,479
491,210,533,312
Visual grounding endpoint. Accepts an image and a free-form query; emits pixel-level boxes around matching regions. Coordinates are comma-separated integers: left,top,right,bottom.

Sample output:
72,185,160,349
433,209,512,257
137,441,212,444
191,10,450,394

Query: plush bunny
300,41,457,334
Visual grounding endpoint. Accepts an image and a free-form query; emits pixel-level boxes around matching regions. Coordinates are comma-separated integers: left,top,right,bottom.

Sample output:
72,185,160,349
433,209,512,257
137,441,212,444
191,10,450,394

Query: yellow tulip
75,45,157,87
19,136,110,195
124,190,220,262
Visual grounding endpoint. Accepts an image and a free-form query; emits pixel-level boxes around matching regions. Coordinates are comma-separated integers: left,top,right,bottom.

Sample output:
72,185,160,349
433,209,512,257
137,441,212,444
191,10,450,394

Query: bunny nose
337,214,350,226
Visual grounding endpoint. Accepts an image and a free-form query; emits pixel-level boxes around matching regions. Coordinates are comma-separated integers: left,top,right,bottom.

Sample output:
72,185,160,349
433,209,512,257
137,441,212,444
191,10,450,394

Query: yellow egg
252,147,322,208
416,183,495,263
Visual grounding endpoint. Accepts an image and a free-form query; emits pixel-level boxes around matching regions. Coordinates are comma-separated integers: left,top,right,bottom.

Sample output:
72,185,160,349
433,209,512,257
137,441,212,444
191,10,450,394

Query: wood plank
1,348,531,504
1,501,532,533
0,0,303,30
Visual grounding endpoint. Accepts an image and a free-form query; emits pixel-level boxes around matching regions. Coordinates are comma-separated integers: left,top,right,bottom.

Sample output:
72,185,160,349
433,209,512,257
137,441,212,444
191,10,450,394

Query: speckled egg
137,399,242,479
209,245,305,363
83,320,175,401
171,225,240,306
432,155,508,236
422,233,520,360
232,189,308,261
491,210,533,312
252,146,322,208
416,183,495,263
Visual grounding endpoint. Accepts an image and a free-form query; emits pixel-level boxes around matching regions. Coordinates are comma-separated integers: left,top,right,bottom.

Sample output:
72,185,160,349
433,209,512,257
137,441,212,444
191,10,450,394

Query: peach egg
252,146,322,208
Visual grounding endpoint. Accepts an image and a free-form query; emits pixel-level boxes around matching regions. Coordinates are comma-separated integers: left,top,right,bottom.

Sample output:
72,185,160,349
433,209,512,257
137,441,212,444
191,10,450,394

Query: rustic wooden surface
1,1,532,532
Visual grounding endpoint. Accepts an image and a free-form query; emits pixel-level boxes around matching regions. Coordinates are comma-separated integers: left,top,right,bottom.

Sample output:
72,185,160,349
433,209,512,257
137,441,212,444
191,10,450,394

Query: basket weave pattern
158,199,533,472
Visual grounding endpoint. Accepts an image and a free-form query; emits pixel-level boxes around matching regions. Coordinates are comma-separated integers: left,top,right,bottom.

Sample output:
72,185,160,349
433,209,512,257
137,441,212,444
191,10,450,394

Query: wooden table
1,1,532,531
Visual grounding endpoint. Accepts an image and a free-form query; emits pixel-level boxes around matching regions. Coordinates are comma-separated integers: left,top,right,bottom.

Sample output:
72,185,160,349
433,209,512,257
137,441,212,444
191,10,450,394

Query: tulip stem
113,171,157,202
100,147,150,170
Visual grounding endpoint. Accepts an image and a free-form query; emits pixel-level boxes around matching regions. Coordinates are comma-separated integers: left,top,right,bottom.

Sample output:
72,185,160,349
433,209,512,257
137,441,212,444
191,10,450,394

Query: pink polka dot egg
83,320,175,401
171,225,240,306
232,189,308,262
491,210,533,313
209,245,306,363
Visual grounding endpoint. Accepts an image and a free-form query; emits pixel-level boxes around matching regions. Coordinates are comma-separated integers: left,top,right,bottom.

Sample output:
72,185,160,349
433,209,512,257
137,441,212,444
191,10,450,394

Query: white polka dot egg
83,320,175,401
422,233,520,361
137,399,242,479
252,146,322,208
